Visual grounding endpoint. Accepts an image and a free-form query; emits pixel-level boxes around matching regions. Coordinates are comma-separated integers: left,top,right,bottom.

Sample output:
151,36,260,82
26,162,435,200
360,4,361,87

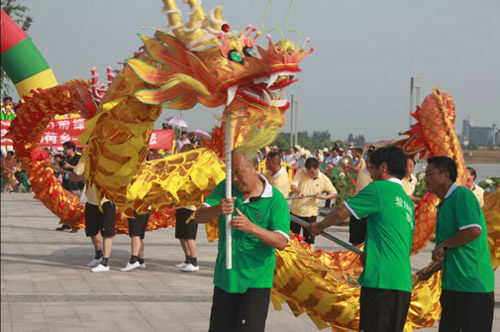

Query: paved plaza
1,192,499,331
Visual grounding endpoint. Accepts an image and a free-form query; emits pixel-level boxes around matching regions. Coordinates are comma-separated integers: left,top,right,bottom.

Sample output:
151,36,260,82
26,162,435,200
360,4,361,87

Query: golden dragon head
127,0,312,152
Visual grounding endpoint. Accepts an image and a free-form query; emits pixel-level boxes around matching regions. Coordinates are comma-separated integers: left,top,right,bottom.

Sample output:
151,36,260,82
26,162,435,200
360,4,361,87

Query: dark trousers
359,287,411,332
209,286,270,332
290,214,317,244
439,289,494,332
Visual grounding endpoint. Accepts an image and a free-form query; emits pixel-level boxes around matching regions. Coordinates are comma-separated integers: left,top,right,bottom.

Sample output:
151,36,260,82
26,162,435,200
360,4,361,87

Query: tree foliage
347,133,365,145
312,130,330,141
1,0,34,96
271,130,348,152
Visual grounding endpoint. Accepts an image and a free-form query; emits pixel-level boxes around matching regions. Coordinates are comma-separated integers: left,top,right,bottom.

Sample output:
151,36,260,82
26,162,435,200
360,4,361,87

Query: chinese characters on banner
1,119,174,150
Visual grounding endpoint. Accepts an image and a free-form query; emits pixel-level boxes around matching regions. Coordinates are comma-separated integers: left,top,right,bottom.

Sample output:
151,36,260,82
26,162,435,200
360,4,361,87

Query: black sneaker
55,224,71,231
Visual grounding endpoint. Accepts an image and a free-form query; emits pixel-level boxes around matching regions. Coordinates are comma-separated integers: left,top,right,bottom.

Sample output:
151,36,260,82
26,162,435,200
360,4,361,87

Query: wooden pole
290,215,363,255
224,113,232,269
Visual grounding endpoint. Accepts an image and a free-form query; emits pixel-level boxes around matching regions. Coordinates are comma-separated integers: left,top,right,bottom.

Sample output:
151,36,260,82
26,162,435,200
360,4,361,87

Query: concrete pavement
1,192,499,331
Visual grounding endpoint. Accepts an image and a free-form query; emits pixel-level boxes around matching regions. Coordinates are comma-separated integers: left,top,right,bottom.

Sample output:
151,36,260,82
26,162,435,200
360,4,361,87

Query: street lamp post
410,77,422,127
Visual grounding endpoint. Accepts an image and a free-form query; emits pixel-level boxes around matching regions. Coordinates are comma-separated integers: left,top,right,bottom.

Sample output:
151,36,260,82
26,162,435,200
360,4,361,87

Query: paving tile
2,193,499,332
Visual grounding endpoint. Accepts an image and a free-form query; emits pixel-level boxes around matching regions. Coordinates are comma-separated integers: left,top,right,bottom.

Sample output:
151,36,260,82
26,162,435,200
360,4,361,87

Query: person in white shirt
402,157,420,204
282,147,297,165
465,166,484,207
176,131,191,153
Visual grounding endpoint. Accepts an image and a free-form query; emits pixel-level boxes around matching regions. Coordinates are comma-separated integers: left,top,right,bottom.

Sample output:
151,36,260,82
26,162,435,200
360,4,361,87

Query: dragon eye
228,50,243,63
243,47,257,57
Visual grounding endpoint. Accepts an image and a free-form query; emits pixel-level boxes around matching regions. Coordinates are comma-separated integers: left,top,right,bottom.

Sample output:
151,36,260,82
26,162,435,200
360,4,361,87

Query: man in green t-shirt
309,146,414,332
195,149,290,332
417,156,494,331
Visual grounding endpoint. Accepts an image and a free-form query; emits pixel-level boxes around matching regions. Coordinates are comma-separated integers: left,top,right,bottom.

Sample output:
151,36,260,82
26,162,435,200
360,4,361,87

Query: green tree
347,133,354,143
312,130,331,141
355,134,366,145
1,0,34,95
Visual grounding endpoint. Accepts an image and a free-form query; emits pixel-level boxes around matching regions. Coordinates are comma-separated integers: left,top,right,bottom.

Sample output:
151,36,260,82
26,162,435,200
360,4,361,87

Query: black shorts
175,208,197,240
439,289,494,332
128,212,150,239
84,202,116,238
290,214,317,244
209,286,270,332
359,287,411,332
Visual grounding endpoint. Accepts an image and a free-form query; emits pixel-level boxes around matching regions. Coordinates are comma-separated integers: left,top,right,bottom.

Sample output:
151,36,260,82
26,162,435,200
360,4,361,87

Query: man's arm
62,159,77,170
230,208,288,250
416,261,443,281
432,226,482,262
307,204,352,235
290,184,304,197
194,197,235,224
316,192,337,200
69,170,85,182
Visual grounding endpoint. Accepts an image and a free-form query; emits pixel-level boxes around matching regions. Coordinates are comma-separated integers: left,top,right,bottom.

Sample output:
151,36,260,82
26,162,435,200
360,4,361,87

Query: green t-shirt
1,110,15,120
436,184,494,293
203,178,290,293
345,179,414,292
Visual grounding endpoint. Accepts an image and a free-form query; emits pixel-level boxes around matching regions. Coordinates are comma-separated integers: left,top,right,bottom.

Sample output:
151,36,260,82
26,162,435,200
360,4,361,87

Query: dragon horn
162,0,218,52
184,0,205,33
162,0,185,36
204,7,224,35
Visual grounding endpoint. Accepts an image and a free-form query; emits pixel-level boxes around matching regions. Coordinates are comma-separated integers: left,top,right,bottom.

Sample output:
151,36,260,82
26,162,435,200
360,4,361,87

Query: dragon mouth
226,70,297,109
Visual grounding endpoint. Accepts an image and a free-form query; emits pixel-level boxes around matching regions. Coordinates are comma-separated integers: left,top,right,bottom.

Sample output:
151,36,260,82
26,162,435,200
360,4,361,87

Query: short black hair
3,96,12,102
305,157,319,169
181,131,187,135
62,141,76,151
427,156,457,182
366,149,374,159
266,151,281,165
369,145,407,179
466,167,477,180
355,147,363,154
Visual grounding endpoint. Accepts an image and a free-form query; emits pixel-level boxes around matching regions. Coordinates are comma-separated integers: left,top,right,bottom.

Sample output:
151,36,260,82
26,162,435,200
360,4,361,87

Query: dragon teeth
226,85,238,106
267,72,279,88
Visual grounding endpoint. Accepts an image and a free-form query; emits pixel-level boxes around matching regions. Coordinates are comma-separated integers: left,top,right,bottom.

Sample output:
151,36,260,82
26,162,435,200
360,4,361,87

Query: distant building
462,116,498,147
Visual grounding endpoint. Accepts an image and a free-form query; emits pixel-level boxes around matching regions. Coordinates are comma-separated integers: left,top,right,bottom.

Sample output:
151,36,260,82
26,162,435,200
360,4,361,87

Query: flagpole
225,112,232,269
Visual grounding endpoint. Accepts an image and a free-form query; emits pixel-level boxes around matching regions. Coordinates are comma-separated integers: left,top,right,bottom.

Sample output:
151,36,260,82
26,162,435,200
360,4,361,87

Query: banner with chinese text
1,120,173,150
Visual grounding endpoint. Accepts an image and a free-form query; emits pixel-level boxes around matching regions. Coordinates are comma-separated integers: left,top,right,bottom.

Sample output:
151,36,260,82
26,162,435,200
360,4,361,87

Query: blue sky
11,0,500,141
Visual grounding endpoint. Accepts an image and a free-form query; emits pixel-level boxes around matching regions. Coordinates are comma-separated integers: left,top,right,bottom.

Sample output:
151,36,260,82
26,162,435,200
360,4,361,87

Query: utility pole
289,95,294,148
293,94,298,146
409,77,422,127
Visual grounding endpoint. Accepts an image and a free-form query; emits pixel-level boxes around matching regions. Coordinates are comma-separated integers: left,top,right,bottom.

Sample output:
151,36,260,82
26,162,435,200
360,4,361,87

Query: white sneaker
182,264,199,272
175,261,188,268
120,261,140,272
139,263,146,269
91,264,110,272
87,257,102,267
